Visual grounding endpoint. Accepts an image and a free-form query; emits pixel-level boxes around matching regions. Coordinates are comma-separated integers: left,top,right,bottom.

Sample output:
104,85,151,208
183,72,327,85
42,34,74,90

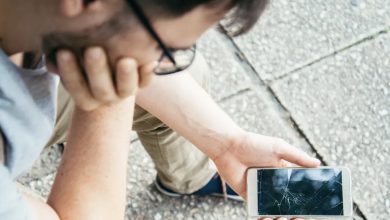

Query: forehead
76,4,228,66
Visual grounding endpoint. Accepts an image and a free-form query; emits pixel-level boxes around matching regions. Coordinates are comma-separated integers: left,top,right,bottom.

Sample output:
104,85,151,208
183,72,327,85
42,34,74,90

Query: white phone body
247,167,353,219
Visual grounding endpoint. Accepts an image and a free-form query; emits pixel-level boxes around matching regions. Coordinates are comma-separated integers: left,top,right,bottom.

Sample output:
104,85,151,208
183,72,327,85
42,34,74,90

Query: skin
0,0,319,219
134,61,317,220
1,0,157,219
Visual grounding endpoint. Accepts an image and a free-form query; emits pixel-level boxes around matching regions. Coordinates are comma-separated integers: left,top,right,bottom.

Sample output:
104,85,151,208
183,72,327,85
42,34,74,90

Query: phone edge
246,166,354,218
247,168,258,217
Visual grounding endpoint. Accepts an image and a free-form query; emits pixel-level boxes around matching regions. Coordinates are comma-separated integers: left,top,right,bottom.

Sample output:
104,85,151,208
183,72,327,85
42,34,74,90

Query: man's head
2,0,269,70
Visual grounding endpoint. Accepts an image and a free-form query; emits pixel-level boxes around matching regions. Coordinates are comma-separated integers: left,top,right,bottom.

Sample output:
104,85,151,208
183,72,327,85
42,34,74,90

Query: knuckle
272,146,282,158
117,72,135,86
91,87,115,102
117,88,133,98
62,80,82,93
119,58,137,71
97,93,115,102
272,138,286,156
59,74,86,92
77,102,96,111
278,160,288,167
57,50,73,66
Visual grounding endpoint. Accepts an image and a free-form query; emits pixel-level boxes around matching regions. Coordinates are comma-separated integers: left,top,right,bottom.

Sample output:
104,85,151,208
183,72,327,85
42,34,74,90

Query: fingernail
87,47,103,60
57,50,71,62
313,158,321,165
122,59,136,73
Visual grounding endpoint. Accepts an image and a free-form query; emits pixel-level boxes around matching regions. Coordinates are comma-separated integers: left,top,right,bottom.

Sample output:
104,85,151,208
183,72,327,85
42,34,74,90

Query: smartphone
247,167,353,219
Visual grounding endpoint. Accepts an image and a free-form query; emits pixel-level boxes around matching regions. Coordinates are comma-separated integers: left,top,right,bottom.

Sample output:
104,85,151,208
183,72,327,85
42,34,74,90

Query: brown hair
128,0,269,36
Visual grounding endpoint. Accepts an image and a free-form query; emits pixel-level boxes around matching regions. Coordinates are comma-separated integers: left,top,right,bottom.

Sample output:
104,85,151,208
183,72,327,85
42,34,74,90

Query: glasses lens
154,46,196,75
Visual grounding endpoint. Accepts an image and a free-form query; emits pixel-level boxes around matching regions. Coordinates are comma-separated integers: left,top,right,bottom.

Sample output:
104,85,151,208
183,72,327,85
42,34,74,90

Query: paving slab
17,131,138,181
127,89,360,219
232,0,390,81
125,141,247,220
197,29,253,101
19,87,317,219
271,32,390,220
219,89,314,154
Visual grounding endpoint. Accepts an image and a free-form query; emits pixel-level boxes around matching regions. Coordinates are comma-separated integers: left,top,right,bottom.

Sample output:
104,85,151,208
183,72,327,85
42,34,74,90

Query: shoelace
221,176,228,201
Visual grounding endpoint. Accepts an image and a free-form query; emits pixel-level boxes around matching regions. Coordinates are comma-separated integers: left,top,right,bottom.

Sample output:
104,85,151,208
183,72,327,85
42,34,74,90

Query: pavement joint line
18,174,56,185
217,24,368,220
217,24,330,162
216,25,266,88
216,66,369,220
130,138,139,144
217,88,252,103
265,87,369,220
272,26,390,83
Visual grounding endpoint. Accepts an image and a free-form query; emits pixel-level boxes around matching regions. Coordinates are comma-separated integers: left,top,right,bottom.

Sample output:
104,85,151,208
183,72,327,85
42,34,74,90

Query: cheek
105,33,161,68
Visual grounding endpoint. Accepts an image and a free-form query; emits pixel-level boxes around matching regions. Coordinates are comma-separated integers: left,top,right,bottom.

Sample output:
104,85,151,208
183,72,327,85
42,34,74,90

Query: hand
55,47,157,111
212,131,321,199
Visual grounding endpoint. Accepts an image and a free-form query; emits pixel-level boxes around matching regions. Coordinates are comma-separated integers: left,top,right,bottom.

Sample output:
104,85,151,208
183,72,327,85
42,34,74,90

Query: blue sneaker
154,173,244,201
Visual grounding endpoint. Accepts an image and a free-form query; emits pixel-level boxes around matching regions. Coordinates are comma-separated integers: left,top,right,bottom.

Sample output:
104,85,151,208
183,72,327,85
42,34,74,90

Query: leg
46,53,216,194
133,53,216,194
46,83,74,147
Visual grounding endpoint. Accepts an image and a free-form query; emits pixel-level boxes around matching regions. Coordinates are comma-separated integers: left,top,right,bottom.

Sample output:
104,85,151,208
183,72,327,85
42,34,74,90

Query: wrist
75,96,135,115
210,126,246,161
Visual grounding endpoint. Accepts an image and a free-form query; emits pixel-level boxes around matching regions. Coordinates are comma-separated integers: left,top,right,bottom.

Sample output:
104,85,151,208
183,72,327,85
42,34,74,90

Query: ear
59,0,104,18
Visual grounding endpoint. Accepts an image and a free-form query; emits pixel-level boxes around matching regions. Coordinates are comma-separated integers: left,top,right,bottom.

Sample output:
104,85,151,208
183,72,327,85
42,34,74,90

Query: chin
42,32,87,68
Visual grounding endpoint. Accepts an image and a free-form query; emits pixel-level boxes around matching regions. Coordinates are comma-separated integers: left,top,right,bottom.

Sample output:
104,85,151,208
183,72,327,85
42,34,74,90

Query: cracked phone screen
257,168,343,215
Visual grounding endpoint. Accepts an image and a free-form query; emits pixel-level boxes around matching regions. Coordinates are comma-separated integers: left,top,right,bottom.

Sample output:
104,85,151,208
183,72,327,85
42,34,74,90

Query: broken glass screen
257,168,343,215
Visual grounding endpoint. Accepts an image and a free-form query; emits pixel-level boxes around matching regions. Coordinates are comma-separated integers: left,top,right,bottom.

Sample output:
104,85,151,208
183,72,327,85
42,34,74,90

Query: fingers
115,58,138,97
84,47,116,102
273,139,321,167
57,47,146,111
278,160,293,167
57,50,99,111
138,61,157,88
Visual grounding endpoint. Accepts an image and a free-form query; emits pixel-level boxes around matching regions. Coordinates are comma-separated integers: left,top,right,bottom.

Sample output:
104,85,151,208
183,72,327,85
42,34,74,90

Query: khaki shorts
46,53,216,194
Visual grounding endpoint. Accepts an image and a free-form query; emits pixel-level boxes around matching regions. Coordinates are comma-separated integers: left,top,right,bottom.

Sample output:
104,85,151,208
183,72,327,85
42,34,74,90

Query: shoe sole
154,181,244,202
210,193,244,202
154,180,182,197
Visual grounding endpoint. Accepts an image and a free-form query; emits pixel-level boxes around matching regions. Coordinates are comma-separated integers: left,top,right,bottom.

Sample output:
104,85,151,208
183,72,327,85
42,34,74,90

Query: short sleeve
0,166,34,220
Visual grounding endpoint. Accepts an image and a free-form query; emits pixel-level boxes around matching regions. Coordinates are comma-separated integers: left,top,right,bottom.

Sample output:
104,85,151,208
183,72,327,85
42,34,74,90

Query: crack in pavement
272,26,390,83
216,23,371,220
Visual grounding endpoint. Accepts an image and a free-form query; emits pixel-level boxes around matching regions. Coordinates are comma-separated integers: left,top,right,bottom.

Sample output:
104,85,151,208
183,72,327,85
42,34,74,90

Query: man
0,0,319,220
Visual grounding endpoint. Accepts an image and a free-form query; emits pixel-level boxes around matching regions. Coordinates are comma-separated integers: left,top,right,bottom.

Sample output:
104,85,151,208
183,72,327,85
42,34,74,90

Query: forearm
136,73,244,160
47,98,134,220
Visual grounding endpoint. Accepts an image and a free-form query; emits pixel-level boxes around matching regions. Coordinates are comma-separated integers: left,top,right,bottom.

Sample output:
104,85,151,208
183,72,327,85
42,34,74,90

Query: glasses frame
126,0,196,75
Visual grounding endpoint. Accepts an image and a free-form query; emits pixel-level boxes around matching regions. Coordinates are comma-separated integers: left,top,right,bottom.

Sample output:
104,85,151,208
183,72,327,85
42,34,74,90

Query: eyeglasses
126,0,197,75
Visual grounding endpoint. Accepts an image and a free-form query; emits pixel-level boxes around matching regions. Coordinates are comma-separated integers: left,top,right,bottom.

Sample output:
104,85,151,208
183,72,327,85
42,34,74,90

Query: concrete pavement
18,1,389,219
